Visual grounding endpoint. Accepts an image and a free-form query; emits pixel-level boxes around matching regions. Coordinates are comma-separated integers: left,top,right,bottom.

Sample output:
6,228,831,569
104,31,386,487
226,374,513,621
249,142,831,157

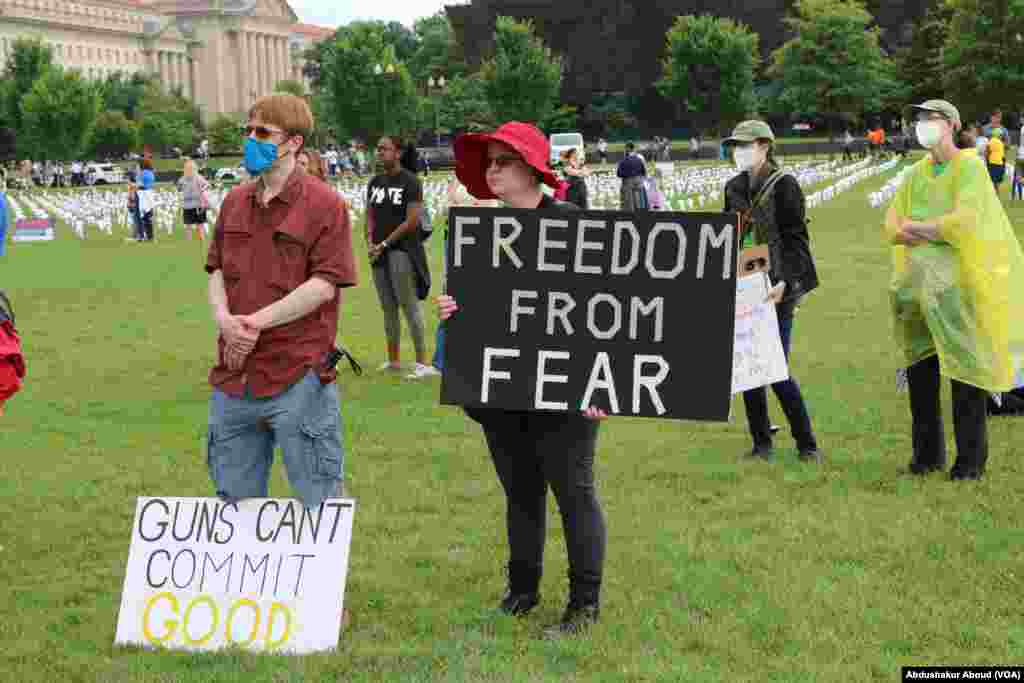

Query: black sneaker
950,468,983,481
908,461,945,475
499,591,540,616
798,448,823,464
543,603,599,638
745,445,774,462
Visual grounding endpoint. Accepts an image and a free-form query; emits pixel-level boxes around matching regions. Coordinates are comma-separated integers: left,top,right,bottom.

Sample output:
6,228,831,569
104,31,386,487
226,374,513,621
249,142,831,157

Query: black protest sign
440,208,738,421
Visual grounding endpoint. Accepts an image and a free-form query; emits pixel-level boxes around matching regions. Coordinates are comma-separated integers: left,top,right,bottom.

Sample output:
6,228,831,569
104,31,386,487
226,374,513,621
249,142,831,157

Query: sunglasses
241,125,287,140
486,154,523,170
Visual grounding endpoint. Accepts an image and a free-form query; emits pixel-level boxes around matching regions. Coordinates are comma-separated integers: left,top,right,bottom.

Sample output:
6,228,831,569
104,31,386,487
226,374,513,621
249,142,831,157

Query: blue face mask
244,137,278,176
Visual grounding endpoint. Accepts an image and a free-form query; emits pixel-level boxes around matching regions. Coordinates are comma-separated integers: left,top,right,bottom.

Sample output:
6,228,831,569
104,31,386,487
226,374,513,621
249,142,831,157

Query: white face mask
733,145,760,171
916,121,945,149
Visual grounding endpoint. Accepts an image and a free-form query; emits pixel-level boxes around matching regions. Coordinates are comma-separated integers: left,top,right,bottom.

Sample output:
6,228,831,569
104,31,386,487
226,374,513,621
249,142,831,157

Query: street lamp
427,74,446,147
374,62,397,141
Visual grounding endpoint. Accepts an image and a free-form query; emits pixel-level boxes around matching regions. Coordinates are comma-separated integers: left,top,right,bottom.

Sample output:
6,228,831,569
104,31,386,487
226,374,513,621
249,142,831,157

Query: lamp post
374,62,397,142
427,74,446,147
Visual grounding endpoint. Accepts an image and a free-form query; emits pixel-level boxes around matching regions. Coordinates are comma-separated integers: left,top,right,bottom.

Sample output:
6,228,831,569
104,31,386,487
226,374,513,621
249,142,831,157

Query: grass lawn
2,168,1024,682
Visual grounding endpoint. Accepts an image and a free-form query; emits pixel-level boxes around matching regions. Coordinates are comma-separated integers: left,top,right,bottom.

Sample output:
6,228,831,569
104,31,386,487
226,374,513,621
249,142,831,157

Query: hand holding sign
437,294,458,320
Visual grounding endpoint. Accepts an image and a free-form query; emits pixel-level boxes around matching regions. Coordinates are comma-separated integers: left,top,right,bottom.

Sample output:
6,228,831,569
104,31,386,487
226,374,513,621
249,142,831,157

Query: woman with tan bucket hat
723,120,822,465
436,121,609,637
885,99,1024,479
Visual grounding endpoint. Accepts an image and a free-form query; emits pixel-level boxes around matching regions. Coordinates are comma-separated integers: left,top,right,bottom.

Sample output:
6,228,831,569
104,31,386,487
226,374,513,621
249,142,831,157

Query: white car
215,166,247,182
549,132,585,167
85,163,125,185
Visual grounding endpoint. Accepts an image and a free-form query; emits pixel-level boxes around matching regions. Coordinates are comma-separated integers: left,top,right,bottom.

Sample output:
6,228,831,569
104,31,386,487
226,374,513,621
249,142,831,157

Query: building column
213,34,225,114
178,53,187,97
189,53,199,110
252,34,262,98
280,37,290,87
268,35,279,92
241,31,252,109
258,34,269,95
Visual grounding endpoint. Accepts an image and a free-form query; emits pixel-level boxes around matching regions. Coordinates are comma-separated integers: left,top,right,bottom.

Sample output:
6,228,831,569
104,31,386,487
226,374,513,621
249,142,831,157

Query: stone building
0,0,334,122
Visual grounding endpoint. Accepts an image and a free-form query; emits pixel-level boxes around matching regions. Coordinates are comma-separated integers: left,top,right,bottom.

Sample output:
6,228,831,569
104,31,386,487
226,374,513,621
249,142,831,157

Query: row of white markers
4,158,905,239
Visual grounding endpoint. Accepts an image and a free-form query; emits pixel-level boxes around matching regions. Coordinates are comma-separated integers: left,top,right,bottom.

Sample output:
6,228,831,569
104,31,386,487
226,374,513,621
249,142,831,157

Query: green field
3,168,1024,682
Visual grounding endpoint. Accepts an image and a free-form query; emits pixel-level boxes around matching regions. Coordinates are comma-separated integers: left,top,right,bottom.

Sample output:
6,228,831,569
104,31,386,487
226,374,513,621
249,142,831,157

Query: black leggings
466,408,606,598
907,355,989,475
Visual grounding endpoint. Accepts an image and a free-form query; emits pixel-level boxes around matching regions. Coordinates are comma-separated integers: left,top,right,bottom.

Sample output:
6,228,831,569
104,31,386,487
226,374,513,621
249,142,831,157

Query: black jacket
724,168,819,303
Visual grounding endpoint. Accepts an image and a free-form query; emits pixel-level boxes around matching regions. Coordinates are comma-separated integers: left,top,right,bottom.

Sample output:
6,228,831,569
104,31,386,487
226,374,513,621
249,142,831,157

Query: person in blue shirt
137,158,156,241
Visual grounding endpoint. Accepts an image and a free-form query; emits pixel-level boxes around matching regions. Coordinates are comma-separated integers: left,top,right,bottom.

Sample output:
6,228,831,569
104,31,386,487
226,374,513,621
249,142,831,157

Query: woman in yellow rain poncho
885,99,1024,480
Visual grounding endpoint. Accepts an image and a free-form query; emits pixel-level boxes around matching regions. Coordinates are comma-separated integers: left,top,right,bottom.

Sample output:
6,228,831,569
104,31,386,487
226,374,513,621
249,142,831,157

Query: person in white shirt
975,129,989,160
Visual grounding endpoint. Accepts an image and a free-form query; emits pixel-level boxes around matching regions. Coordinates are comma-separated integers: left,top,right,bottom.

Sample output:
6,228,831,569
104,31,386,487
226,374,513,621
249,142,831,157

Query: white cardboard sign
115,497,354,654
731,273,790,394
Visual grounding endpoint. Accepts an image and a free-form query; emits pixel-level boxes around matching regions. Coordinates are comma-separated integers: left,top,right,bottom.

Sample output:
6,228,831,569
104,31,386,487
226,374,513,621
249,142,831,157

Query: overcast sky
288,0,453,28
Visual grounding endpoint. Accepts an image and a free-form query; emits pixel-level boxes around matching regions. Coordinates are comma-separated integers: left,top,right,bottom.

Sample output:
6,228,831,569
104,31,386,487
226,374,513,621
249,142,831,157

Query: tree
655,14,760,135
893,4,951,106
90,111,139,159
320,21,419,141
274,79,307,97
0,37,55,139
206,114,241,155
96,71,156,120
438,73,494,132
540,104,579,133
137,83,196,152
769,0,896,131
409,12,466,87
382,21,418,62
480,16,562,124
942,0,1024,123
19,67,101,160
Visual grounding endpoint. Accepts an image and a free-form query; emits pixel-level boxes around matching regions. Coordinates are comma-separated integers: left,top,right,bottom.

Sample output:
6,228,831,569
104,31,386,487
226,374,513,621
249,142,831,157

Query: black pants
140,210,154,241
466,407,606,603
907,355,988,476
743,300,818,451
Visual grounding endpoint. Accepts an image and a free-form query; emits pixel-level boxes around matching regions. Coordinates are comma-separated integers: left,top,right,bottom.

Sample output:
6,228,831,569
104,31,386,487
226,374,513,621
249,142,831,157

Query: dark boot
543,579,600,637
950,380,988,481
744,444,774,462
499,562,540,616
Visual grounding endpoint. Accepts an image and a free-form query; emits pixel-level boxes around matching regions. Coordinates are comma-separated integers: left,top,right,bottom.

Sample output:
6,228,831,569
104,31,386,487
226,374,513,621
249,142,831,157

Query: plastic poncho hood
885,151,1024,391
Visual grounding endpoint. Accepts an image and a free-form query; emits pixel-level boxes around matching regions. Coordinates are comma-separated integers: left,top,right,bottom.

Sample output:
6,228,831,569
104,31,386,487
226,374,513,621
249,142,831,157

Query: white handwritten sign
115,497,355,654
732,273,789,394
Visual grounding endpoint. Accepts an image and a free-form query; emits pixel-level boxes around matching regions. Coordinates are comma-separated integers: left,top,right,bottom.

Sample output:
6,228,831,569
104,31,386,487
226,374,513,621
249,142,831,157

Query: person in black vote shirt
437,121,609,638
366,135,438,379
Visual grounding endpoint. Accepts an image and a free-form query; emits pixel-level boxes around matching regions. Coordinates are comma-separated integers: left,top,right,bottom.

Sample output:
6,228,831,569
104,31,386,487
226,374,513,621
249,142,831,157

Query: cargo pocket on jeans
299,419,341,480
206,427,222,486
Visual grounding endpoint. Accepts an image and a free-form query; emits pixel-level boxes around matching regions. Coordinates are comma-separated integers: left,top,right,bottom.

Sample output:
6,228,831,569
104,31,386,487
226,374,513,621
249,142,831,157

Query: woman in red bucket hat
438,121,608,637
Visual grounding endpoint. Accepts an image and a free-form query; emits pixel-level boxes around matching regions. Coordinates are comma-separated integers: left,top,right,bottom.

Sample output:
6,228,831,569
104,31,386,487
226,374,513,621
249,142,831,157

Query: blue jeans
433,235,449,371
433,322,446,371
207,370,344,508
742,300,818,451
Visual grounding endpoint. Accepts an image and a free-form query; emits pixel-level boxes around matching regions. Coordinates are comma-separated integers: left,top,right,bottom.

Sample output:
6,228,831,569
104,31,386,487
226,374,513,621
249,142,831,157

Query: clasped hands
368,241,387,264
895,219,940,246
218,311,263,371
